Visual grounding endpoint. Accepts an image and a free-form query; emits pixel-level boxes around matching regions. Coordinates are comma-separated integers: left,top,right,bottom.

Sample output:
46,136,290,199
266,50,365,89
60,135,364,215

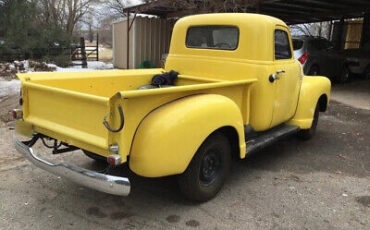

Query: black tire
298,104,319,140
308,65,320,76
362,65,370,80
177,132,232,202
336,65,350,83
83,150,107,163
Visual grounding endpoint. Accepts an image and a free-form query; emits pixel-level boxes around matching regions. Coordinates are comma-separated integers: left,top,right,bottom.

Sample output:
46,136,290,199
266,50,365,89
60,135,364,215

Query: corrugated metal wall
113,16,174,69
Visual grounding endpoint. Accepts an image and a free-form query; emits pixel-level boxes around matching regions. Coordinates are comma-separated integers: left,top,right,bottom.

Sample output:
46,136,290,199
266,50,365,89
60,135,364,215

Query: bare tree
39,0,98,35
290,24,314,36
105,0,139,17
104,0,260,18
290,21,332,39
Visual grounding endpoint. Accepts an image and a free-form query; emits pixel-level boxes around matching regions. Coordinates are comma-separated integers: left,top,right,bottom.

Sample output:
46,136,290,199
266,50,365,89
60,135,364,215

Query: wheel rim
200,151,221,186
309,66,319,75
365,69,370,79
343,70,349,81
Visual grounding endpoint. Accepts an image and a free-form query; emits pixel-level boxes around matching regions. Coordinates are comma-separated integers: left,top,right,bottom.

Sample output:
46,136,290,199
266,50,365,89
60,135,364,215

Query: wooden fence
71,35,99,68
0,35,99,68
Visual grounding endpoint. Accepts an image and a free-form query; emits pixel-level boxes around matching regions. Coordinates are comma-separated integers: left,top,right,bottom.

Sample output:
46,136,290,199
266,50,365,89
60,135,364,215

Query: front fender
129,94,245,177
287,76,331,129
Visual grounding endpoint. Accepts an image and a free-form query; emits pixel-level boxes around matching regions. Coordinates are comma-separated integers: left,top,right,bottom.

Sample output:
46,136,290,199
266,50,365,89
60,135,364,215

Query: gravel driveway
0,80,369,230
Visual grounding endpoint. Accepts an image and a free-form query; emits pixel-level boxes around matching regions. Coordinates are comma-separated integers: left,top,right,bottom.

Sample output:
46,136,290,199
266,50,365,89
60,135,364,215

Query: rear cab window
274,30,292,60
186,26,239,50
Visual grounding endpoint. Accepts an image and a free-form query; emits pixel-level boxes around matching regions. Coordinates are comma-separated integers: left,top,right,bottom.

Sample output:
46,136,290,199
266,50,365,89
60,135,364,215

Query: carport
121,0,370,68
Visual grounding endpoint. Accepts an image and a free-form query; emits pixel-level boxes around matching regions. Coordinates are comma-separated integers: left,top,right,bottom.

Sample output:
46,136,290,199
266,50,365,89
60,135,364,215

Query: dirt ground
0,79,369,230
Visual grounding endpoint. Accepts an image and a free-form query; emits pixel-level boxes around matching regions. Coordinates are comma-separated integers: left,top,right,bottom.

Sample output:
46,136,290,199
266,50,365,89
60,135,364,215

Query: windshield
311,39,333,50
293,39,304,50
186,26,239,50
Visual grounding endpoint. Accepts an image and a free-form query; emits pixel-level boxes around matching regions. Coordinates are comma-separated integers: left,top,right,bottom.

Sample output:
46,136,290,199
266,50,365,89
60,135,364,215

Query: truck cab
166,14,303,130
14,13,331,202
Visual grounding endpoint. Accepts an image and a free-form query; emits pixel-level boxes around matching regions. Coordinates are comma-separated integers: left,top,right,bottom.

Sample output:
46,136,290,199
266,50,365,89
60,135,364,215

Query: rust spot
86,207,107,218
185,219,200,227
110,211,133,220
356,196,370,208
166,215,180,223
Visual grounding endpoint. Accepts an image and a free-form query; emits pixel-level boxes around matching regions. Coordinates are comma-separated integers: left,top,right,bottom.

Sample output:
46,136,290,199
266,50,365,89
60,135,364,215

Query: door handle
269,74,280,83
276,70,285,74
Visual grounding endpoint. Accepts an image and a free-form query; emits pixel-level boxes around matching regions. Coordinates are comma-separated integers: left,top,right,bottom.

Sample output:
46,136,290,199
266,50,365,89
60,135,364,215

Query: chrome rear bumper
14,136,130,196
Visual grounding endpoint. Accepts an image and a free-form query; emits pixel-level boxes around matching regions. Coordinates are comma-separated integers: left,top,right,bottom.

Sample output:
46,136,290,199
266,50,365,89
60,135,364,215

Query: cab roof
169,13,290,61
177,13,287,28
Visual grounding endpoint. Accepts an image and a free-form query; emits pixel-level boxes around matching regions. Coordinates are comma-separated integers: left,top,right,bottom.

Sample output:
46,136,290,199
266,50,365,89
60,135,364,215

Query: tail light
12,109,23,120
19,89,23,105
107,144,121,166
107,154,122,166
298,52,309,64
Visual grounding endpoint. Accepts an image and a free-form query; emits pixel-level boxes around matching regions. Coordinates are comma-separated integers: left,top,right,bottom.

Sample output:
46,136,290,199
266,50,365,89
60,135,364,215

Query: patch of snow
0,61,114,97
53,61,113,72
9,60,113,73
0,79,20,97
85,47,97,51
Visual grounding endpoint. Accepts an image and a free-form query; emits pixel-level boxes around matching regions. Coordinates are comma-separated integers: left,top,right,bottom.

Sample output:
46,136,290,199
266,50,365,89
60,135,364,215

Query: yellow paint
129,94,246,177
287,76,331,129
166,13,302,131
270,25,302,127
17,68,254,162
16,13,330,178
15,120,33,137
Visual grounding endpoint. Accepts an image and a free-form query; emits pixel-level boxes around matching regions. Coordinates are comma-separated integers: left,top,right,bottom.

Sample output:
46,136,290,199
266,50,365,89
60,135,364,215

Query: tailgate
21,80,112,156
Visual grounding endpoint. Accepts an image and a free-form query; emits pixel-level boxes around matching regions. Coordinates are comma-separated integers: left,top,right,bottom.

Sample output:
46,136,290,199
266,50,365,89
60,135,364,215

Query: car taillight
12,109,23,120
19,89,23,105
298,52,309,64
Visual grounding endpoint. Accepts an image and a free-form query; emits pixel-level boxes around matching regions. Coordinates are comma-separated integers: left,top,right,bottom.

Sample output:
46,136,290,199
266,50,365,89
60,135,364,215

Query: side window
274,30,292,60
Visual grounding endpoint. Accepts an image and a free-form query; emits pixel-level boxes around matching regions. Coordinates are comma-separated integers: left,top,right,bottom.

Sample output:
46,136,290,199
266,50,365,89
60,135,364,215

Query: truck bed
17,69,256,160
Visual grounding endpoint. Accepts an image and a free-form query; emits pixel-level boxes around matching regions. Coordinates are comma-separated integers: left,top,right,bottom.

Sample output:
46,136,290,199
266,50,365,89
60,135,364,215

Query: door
270,27,301,128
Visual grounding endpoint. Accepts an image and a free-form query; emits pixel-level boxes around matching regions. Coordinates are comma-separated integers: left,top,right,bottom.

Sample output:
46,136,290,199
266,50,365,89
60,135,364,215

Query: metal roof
124,0,370,24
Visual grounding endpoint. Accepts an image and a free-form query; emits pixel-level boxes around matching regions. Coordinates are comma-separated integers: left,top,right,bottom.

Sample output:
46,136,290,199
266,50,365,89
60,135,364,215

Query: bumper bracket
14,136,130,196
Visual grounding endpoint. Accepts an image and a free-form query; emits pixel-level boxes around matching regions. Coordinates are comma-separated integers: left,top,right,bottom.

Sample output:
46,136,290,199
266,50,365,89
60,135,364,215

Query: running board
246,125,300,155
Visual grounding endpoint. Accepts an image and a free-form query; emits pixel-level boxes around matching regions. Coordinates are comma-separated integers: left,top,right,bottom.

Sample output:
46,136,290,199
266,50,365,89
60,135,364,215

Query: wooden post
328,21,333,41
256,0,261,13
360,13,370,48
127,10,130,69
335,18,345,50
80,37,87,68
96,33,99,61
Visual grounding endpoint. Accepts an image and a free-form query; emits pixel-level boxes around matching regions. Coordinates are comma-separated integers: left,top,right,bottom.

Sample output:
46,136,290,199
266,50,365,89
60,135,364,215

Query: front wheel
308,65,320,76
362,65,370,80
177,132,231,202
336,65,350,83
298,104,319,140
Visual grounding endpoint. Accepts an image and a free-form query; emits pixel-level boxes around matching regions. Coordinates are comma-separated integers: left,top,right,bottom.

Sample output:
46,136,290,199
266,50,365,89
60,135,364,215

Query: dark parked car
293,36,350,83
341,47,370,79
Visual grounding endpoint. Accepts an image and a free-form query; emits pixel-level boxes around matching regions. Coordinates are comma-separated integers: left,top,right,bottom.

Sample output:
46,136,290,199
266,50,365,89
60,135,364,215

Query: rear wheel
298,104,319,140
83,150,107,163
177,132,231,202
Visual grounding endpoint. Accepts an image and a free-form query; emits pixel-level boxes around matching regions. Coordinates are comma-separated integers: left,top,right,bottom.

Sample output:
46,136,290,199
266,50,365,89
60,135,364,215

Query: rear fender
129,94,245,177
287,76,331,129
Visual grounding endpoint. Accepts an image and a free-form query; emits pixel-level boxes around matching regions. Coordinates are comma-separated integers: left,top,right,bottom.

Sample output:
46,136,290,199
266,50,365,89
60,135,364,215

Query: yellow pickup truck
13,13,331,202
